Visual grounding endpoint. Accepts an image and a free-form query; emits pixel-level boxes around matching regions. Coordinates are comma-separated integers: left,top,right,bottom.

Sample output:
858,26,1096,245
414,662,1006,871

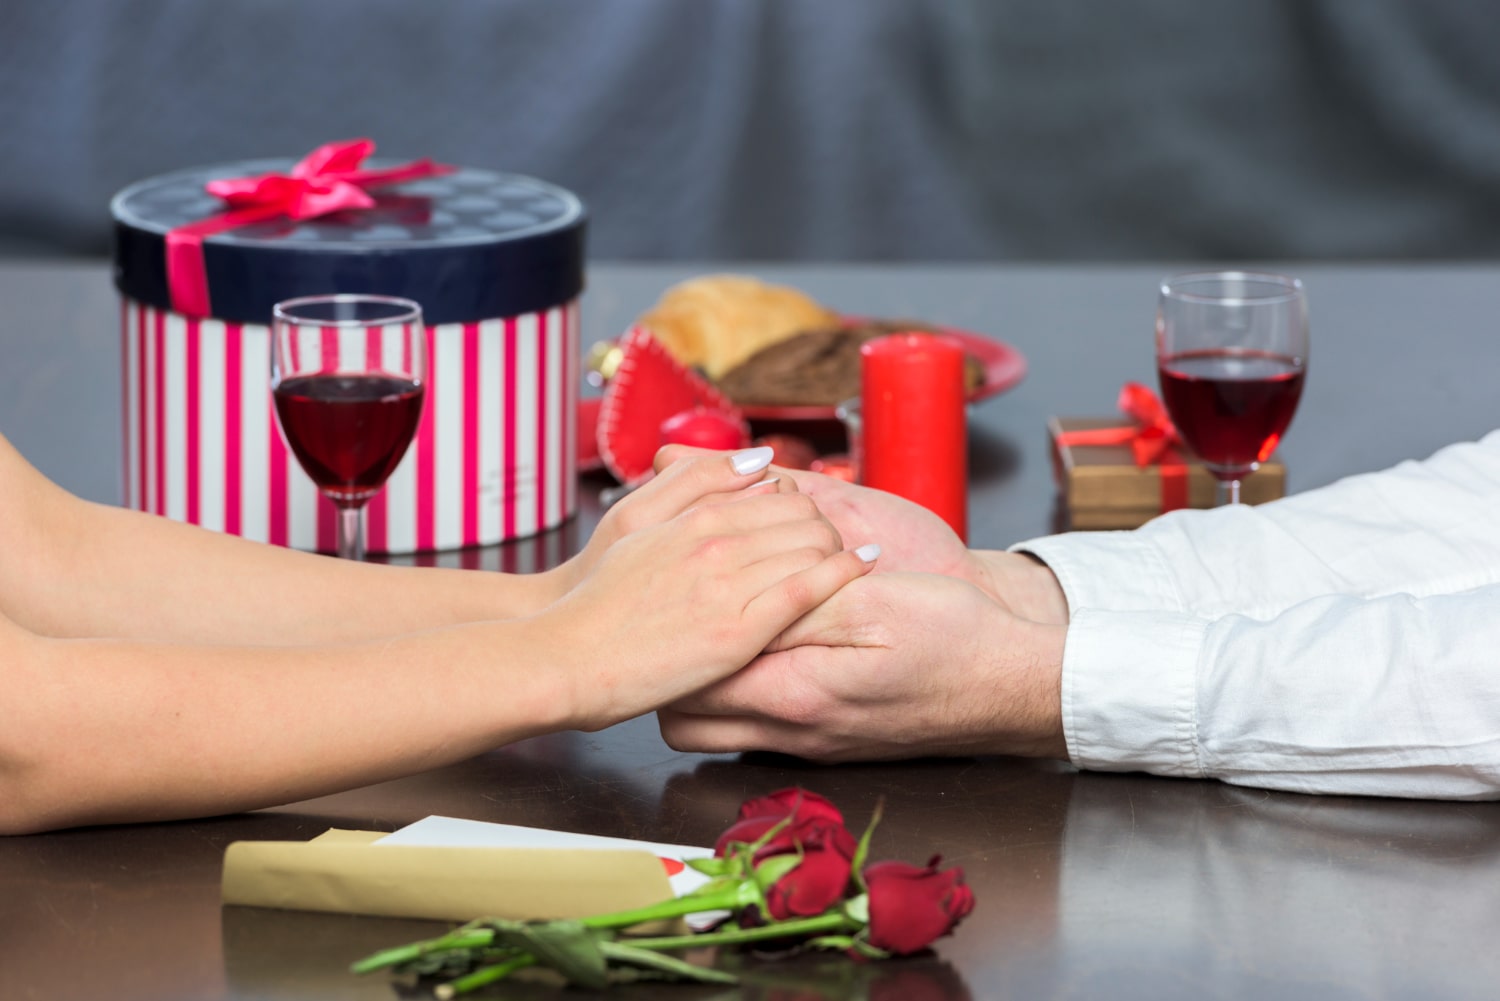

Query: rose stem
625,912,860,952
434,953,540,999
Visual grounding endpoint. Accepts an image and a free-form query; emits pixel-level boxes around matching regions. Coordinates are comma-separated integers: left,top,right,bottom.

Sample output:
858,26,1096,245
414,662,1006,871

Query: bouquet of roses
352,787,974,995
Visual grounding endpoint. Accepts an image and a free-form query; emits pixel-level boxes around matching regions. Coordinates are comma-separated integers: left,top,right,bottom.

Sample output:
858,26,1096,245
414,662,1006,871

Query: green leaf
842,893,870,926
601,941,740,985
487,919,610,991
752,852,802,893
748,813,795,855
687,857,733,877
846,930,888,960
850,798,884,895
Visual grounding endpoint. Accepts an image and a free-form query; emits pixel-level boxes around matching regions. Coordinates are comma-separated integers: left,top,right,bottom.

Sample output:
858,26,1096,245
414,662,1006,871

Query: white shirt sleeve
1010,430,1500,799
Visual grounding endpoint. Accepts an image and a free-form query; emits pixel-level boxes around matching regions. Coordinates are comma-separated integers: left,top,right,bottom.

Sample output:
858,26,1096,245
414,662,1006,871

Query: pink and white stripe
120,298,579,553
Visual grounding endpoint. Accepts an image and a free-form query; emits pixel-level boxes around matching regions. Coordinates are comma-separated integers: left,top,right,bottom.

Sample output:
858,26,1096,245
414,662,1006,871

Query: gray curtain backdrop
3,0,1500,260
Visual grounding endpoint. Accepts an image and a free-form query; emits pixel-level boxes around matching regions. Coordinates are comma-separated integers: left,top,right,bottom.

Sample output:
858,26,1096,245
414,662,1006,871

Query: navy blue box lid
111,160,586,326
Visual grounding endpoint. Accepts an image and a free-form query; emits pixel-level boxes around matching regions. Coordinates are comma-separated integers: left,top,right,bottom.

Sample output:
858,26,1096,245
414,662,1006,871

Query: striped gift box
119,300,578,554
112,158,586,553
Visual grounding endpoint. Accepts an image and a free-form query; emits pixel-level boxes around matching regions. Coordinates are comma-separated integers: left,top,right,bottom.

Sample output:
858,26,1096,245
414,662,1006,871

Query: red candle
859,333,968,540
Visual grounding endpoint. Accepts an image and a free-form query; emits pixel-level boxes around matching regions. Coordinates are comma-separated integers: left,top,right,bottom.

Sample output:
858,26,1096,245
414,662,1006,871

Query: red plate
736,325,1027,422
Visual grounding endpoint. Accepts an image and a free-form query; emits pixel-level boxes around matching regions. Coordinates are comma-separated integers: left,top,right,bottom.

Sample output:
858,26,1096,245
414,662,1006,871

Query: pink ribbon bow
164,138,455,318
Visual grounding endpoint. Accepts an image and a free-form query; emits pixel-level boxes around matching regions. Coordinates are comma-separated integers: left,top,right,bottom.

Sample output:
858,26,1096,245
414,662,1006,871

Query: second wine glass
1156,272,1308,506
271,294,427,560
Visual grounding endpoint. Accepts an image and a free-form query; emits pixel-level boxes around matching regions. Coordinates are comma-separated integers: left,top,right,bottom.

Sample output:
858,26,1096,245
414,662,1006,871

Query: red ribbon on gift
163,139,455,318
1056,382,1189,512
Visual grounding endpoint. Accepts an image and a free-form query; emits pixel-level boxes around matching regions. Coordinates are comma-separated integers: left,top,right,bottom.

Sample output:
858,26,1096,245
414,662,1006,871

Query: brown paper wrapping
221,828,677,924
1050,417,1285,530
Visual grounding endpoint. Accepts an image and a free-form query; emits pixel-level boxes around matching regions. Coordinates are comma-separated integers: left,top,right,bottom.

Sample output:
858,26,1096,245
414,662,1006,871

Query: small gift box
111,139,586,553
1050,384,1285,530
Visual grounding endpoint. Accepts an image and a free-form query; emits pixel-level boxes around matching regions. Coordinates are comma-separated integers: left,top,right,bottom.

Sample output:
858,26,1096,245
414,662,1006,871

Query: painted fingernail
730,446,775,476
854,543,882,563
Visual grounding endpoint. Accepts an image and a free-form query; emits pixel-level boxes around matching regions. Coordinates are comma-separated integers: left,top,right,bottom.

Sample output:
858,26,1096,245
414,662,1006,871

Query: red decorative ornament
597,327,745,484
660,406,751,452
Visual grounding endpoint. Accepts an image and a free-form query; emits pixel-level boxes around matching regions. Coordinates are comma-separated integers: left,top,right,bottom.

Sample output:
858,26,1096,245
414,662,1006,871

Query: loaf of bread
636,275,840,380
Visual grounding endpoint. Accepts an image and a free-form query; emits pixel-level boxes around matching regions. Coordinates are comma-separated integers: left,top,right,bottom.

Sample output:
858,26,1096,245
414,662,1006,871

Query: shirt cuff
1011,531,1185,614
1063,607,1209,778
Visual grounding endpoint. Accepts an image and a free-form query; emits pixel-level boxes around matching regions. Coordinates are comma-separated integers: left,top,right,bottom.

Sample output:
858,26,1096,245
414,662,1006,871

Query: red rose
716,788,858,920
863,857,974,955
761,817,857,918
714,788,845,857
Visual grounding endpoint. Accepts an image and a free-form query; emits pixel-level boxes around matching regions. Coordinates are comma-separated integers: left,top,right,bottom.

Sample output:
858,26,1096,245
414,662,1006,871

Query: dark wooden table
3,261,1498,1001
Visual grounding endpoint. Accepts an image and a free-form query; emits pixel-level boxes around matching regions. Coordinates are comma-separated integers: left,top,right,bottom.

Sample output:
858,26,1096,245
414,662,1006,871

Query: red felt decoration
597,326,744,484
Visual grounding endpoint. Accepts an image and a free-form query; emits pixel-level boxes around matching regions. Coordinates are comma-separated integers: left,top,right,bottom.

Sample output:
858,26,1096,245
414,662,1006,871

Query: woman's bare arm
0,450,877,834
0,435,795,646
0,433,560,643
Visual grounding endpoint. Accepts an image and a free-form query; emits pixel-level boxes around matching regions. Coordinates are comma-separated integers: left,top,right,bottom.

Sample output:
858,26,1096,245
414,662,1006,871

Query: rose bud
863,857,975,955
659,406,751,451
754,433,819,470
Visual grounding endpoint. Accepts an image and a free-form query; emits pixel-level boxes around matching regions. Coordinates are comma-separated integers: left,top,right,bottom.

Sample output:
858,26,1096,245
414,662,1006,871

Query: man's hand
782,468,1070,624
656,571,1068,762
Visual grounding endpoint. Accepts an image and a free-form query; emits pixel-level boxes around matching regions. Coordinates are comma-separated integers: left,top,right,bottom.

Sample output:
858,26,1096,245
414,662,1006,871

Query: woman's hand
531,450,879,731
538,446,800,604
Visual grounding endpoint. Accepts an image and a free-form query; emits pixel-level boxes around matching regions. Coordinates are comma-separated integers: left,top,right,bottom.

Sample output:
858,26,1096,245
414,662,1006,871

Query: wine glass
1156,272,1308,506
271,294,427,559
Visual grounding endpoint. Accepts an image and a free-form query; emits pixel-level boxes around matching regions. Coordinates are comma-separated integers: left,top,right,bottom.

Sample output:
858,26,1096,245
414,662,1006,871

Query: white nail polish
731,446,775,476
854,543,881,563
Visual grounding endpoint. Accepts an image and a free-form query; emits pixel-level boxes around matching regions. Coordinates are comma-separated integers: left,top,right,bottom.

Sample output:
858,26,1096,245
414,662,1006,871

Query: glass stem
336,504,365,561
1217,478,1242,506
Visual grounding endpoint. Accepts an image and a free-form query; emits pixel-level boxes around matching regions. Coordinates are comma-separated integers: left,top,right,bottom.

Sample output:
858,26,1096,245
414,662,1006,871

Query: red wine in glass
1155,272,1309,506
1158,349,1304,478
271,294,427,560
272,374,424,506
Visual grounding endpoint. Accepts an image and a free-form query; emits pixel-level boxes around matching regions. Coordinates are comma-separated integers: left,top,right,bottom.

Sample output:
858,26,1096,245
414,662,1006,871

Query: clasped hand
529,446,878,731
648,446,1069,762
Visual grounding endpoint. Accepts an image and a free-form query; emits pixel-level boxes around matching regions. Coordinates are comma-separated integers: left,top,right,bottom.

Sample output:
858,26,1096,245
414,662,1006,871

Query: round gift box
111,160,586,554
